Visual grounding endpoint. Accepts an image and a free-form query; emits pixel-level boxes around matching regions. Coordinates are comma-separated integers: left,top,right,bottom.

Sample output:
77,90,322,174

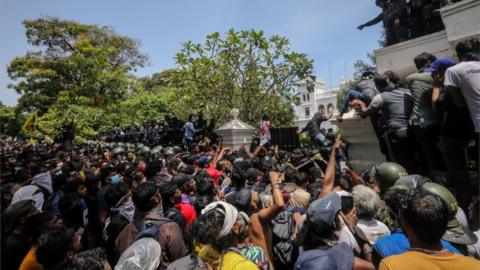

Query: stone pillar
332,111,386,172
215,108,255,150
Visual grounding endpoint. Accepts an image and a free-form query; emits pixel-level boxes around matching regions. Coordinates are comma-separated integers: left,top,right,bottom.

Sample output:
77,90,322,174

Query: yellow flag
22,112,38,133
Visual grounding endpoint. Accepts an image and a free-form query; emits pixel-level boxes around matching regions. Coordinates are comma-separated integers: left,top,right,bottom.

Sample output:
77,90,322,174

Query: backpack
134,217,170,242
271,209,299,270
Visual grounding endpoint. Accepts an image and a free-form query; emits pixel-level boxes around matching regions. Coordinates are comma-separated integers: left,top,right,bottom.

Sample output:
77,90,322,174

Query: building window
302,94,306,102
327,103,334,115
318,105,325,114
306,93,310,101
305,107,310,118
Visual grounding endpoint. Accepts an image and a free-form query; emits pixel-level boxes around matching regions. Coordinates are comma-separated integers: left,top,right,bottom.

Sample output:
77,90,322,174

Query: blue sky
1,0,383,106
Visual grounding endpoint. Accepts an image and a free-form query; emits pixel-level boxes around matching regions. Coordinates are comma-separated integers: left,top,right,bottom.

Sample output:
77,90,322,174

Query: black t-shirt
435,87,475,139
2,233,30,270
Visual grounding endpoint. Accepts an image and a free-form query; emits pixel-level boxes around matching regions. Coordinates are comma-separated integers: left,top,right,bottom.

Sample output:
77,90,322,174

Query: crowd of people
339,38,479,210
0,42,479,270
358,0,464,46
100,113,218,147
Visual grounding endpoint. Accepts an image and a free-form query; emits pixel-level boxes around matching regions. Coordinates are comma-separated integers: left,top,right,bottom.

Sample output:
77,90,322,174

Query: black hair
341,196,354,215
157,180,178,208
58,193,84,227
63,247,107,270
383,188,408,221
414,52,436,70
145,159,163,178
24,212,55,241
105,182,129,208
262,115,269,121
456,38,480,61
191,207,231,251
132,181,159,212
181,165,195,175
307,180,323,202
400,189,449,245
194,195,212,215
196,174,215,197
36,227,75,269
295,172,309,186
308,167,323,183
384,70,401,86
231,165,246,187
284,168,299,183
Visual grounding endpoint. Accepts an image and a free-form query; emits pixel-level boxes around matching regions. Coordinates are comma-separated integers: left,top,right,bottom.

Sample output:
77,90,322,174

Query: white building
293,77,341,130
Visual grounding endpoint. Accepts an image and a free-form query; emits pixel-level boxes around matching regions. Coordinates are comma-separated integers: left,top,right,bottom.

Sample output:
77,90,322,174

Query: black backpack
271,209,299,270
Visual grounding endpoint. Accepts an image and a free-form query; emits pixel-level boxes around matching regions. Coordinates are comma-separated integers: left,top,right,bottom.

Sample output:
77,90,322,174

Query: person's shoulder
222,252,258,270
452,253,480,266
378,253,405,270
406,72,421,80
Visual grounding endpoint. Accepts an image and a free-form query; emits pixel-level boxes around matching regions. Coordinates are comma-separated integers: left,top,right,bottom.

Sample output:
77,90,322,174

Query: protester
352,185,390,245
407,52,443,174
295,191,375,270
259,115,273,147
298,112,331,148
379,188,480,269
431,56,475,209
115,181,188,268
1,73,479,270
355,71,415,172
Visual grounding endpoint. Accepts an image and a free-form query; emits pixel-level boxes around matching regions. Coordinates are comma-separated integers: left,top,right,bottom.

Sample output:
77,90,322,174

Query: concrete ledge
332,114,386,171
441,0,480,44
374,31,451,77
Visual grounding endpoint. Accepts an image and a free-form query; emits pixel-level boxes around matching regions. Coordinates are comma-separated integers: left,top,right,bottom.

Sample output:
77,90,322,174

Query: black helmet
151,145,164,155
137,146,151,156
112,147,125,156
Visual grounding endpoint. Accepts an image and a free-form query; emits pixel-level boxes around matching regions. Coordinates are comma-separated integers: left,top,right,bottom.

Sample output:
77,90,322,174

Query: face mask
111,174,121,185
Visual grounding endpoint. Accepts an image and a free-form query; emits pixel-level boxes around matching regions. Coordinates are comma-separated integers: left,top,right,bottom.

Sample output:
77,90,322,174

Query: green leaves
6,17,150,140
172,29,314,126
8,17,147,115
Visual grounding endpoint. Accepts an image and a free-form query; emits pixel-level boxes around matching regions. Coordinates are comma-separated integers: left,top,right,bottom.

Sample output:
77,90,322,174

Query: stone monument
215,108,255,150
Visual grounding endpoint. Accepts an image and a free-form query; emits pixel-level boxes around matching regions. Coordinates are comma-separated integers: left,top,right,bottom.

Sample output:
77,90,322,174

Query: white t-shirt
468,230,480,259
444,61,480,132
357,218,391,245
338,219,361,254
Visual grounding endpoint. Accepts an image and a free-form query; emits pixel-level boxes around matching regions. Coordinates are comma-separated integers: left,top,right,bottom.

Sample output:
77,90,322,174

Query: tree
7,17,148,115
0,102,25,137
172,29,315,125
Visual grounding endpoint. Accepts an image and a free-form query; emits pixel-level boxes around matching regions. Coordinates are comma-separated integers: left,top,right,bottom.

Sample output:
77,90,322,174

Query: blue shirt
183,121,195,140
373,228,460,258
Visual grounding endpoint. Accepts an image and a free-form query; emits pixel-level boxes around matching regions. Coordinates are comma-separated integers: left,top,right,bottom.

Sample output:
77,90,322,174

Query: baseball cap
425,57,456,73
198,156,210,167
307,192,341,233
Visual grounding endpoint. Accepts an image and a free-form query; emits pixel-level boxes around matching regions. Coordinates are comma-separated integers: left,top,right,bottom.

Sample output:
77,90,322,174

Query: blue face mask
111,174,121,185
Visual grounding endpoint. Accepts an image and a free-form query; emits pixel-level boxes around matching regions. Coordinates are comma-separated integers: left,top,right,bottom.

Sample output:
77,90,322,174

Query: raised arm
319,136,341,198
258,171,285,221
358,13,383,29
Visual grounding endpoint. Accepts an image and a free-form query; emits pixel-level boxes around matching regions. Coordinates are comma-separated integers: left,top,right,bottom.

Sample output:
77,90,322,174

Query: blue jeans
314,133,326,148
341,90,371,114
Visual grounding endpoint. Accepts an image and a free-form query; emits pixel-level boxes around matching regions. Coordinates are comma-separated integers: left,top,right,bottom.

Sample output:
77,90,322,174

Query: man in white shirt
444,38,480,134
443,37,480,194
